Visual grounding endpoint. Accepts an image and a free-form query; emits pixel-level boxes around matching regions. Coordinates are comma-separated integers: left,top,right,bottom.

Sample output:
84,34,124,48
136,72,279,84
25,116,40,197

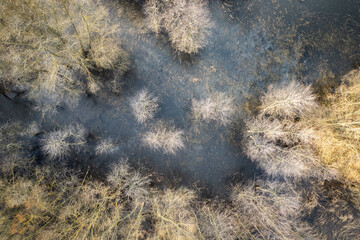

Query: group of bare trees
0,121,320,239
0,0,129,114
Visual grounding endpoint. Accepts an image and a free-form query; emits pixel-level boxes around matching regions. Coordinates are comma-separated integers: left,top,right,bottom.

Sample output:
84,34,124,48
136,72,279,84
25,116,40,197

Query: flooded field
1,0,360,198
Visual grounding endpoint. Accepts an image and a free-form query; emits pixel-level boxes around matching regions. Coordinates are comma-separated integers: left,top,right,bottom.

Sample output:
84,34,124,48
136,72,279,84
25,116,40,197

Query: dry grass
130,89,159,123
192,93,235,126
142,121,185,154
312,69,360,183
144,0,213,54
0,122,36,179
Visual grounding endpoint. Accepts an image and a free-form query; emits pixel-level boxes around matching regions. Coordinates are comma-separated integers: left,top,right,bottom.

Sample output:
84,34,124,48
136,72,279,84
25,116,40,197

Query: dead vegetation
243,81,330,179
312,69,360,183
130,89,159,124
143,0,213,54
142,121,185,154
192,92,235,126
231,180,311,240
0,0,129,113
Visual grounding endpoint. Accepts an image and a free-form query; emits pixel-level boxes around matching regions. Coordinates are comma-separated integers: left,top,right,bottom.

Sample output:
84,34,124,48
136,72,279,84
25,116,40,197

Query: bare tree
142,121,185,154
144,0,213,54
231,181,311,240
259,81,317,118
40,124,86,160
130,89,159,123
192,92,235,125
0,0,129,113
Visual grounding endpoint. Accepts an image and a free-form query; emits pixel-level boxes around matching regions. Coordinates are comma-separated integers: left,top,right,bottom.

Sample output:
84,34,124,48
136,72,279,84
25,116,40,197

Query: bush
130,89,159,123
242,81,331,179
40,124,86,160
198,205,238,240
231,181,309,239
144,0,213,54
191,92,235,126
259,81,317,118
95,138,118,155
142,121,185,154
0,0,129,113
151,188,198,239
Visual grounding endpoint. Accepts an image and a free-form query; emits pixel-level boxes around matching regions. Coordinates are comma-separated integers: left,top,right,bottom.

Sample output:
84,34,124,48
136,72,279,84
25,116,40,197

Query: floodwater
1,0,360,198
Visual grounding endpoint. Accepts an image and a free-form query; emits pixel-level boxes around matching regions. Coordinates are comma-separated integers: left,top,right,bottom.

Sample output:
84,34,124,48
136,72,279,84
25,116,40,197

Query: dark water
1,0,360,197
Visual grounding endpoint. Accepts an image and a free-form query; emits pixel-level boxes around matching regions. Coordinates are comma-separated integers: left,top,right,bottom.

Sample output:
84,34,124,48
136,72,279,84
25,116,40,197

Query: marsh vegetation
0,0,359,239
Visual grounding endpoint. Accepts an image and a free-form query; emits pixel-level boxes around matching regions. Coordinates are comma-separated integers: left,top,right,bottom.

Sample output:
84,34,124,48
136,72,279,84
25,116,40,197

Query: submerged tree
142,121,185,154
95,138,118,155
144,0,213,54
0,0,129,113
151,188,199,239
242,81,331,179
192,92,235,126
231,180,313,240
40,124,86,160
130,89,159,123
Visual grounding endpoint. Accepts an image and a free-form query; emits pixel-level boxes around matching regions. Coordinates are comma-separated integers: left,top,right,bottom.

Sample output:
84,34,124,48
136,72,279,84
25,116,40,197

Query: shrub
142,121,185,154
40,124,86,160
313,69,360,183
151,188,199,239
0,122,36,179
144,0,213,54
198,205,238,240
259,81,317,118
191,92,235,126
107,160,150,201
95,138,118,155
231,181,309,239
0,0,129,113
130,89,159,123
242,81,332,179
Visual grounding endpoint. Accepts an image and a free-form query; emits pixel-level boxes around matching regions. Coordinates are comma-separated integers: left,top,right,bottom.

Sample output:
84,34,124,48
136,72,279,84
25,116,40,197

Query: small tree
142,121,185,154
192,92,235,125
144,0,213,54
231,181,310,240
130,89,159,123
259,81,317,118
40,124,86,160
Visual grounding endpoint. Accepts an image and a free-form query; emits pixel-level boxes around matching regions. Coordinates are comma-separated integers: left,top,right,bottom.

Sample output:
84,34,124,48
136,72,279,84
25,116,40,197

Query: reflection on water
1,0,360,197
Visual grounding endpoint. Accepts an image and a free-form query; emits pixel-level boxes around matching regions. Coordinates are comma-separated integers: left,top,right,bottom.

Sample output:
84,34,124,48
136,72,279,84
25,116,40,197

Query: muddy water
1,0,360,197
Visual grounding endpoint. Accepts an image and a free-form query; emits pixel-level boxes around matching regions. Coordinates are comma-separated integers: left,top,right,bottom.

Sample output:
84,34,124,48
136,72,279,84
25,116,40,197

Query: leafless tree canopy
144,0,213,54
0,0,129,113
